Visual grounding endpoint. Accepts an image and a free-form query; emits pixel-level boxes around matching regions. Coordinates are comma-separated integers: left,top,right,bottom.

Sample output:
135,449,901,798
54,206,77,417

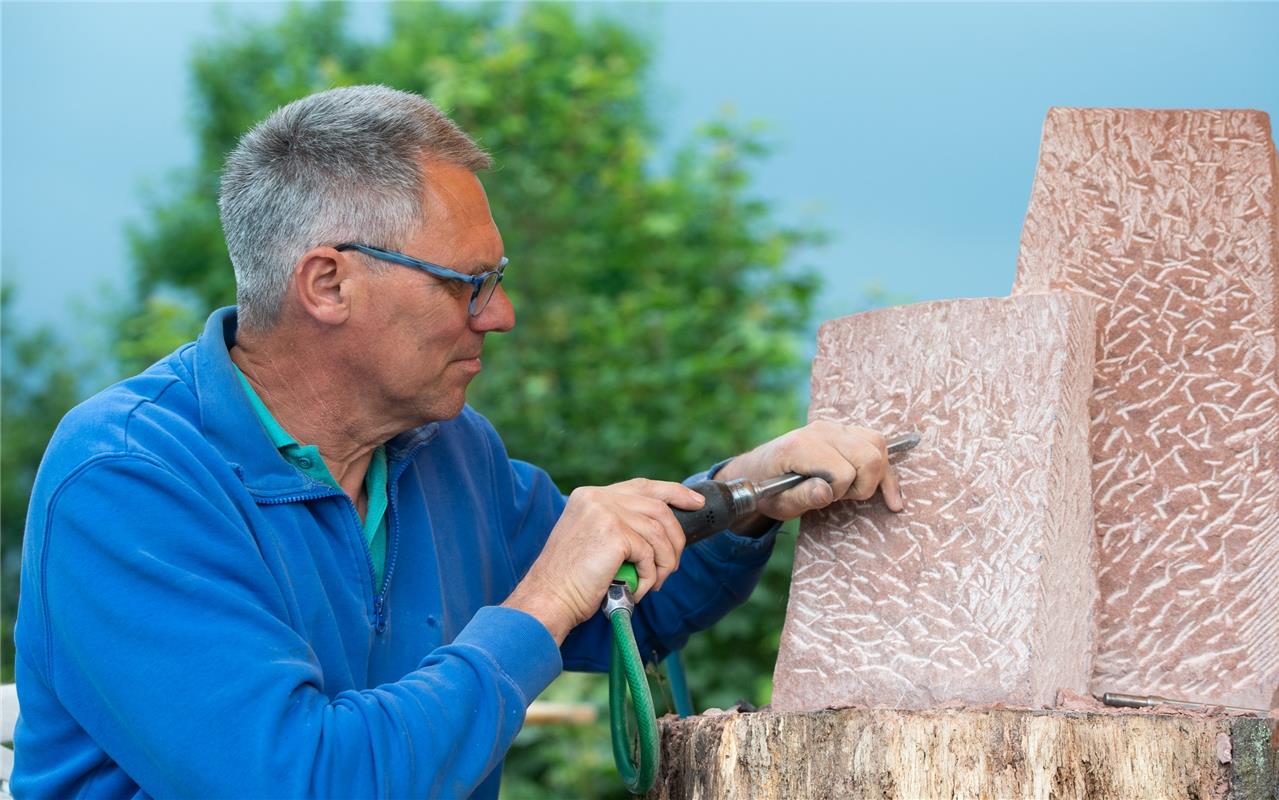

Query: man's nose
470,283,515,333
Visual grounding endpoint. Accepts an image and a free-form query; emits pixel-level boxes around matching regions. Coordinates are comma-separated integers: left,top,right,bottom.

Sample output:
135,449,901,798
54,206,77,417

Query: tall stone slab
1014,108,1279,709
772,294,1096,712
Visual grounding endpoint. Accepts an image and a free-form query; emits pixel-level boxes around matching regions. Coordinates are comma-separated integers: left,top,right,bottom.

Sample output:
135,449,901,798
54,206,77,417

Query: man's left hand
715,420,905,521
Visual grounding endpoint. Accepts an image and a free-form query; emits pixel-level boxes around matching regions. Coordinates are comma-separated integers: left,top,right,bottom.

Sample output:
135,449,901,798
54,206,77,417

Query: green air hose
663,650,694,719
606,563,660,795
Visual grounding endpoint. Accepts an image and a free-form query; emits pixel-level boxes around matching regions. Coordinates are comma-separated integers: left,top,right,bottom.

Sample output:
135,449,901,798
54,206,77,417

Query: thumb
764,477,835,519
800,477,835,510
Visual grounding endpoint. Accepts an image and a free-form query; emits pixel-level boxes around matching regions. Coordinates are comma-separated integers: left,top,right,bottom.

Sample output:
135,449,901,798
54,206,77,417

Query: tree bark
653,708,1277,799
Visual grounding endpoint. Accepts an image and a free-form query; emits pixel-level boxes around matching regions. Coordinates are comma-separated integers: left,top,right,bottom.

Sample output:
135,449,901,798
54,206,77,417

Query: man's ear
292,247,354,326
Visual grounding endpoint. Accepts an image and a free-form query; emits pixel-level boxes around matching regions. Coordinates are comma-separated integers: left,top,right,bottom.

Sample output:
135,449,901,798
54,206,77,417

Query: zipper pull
374,597,387,634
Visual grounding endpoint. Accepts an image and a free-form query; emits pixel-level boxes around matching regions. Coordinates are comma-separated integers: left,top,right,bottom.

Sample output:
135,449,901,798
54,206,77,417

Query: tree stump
652,708,1277,799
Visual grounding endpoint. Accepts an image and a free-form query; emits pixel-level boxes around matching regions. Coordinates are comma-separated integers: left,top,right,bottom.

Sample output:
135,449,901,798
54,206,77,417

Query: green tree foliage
127,4,820,488
1,286,87,682
113,3,823,796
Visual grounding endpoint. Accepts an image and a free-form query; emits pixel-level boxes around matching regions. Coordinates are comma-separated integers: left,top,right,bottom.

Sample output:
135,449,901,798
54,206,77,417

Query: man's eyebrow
466,256,506,273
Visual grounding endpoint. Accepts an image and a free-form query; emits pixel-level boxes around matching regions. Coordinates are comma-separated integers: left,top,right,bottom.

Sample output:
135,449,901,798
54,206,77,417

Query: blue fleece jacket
13,308,776,799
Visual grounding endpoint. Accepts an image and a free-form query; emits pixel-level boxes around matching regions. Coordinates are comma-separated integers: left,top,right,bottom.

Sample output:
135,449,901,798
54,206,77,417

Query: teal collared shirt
233,367,388,588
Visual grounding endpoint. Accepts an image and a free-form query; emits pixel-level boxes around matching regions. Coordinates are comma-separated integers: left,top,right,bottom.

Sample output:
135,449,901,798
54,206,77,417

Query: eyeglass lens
471,272,501,316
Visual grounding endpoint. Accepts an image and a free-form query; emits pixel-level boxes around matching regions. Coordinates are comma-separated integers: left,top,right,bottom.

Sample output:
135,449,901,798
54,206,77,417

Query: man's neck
230,331,396,502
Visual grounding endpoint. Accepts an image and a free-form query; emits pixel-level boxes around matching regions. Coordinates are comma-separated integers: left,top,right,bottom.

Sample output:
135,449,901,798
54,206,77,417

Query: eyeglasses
336,242,507,317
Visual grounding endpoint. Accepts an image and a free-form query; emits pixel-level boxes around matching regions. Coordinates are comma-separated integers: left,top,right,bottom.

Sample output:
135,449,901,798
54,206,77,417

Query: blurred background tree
1,286,88,684
5,3,826,796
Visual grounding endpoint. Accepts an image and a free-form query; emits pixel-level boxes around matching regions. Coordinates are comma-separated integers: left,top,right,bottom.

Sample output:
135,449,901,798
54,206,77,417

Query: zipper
373,441,429,635
258,485,384,632
253,425,437,636
340,498,381,627
277,439,428,634
375,493,402,634
256,489,340,506
374,449,422,634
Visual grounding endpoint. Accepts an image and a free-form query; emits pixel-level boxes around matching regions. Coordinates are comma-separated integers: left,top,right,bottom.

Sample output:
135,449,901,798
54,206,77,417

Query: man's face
352,158,514,428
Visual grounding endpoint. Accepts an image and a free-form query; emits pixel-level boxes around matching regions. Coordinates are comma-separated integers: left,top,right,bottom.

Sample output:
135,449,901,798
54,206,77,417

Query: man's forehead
420,159,486,211
415,158,503,266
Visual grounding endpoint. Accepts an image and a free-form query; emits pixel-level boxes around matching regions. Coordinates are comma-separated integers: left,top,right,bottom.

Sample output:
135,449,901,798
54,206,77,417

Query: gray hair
218,85,491,330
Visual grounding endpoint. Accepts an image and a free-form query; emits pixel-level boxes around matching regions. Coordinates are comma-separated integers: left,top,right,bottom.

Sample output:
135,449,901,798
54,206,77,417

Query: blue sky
4,2,1278,333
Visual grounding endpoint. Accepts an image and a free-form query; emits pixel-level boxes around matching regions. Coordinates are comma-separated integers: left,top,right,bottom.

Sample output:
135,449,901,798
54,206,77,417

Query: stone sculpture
771,293,1097,711
1014,108,1279,709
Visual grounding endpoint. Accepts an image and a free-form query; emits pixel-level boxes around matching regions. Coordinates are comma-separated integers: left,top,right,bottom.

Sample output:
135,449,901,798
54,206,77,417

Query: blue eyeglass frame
335,242,508,317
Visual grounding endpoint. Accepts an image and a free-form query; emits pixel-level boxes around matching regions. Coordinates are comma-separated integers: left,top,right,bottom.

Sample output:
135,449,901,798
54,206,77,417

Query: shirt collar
232,365,298,452
194,307,439,496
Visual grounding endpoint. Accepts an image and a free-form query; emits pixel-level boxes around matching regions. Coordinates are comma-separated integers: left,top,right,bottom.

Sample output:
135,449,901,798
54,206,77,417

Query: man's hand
715,421,905,521
503,478,705,643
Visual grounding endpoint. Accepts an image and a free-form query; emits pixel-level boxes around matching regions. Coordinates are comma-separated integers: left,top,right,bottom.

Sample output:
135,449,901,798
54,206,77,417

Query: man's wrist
502,582,575,645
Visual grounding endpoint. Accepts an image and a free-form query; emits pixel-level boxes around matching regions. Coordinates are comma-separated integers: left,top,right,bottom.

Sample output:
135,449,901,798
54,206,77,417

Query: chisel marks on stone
772,294,1097,712
1014,108,1279,710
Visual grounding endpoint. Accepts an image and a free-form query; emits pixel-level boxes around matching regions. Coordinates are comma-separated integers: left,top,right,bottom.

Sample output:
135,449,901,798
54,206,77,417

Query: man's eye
438,279,469,297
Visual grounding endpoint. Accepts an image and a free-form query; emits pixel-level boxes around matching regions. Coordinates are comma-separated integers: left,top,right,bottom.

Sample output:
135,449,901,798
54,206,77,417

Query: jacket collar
193,307,439,497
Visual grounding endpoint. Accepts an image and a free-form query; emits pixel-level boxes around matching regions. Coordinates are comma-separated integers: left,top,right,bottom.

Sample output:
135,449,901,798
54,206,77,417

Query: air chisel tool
672,430,921,544
604,430,921,794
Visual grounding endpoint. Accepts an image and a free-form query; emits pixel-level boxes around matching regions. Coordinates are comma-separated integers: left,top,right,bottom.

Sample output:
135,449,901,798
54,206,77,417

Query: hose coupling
603,581,636,618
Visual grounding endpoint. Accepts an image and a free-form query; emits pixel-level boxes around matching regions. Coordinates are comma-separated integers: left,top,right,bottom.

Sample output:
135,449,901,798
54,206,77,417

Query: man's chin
407,375,477,428
432,390,472,424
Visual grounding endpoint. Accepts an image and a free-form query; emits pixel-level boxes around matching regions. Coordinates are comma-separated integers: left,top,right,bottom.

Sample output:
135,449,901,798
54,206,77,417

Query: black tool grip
671,480,738,545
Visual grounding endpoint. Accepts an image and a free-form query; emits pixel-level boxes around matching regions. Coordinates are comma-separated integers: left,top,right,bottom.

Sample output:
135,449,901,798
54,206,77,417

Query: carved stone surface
772,294,1097,712
1014,108,1279,709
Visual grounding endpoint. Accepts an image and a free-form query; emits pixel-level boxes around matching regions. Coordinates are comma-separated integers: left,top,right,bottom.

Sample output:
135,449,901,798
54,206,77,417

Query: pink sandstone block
1014,108,1279,709
771,294,1097,712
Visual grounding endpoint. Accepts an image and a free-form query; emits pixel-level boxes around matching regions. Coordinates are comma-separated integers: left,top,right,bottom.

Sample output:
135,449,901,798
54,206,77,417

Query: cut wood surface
652,707,1277,800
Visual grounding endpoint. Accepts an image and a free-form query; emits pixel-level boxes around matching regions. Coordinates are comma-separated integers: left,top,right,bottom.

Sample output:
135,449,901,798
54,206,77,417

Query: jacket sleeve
32,453,560,799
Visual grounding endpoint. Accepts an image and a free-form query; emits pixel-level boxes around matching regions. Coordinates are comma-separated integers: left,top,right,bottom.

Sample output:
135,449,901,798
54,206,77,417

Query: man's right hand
502,478,706,643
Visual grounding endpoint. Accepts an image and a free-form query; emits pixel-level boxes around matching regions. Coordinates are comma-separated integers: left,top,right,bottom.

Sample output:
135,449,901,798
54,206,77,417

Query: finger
832,427,881,480
802,475,836,508
655,508,686,589
776,476,836,519
633,513,679,590
852,426,889,454
618,496,685,589
649,512,684,590
628,538,658,602
616,477,706,511
849,457,886,501
881,462,905,512
808,434,862,499
844,433,888,501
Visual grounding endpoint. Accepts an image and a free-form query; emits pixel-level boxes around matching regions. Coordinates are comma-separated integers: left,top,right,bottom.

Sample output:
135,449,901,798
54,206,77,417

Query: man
14,86,902,798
